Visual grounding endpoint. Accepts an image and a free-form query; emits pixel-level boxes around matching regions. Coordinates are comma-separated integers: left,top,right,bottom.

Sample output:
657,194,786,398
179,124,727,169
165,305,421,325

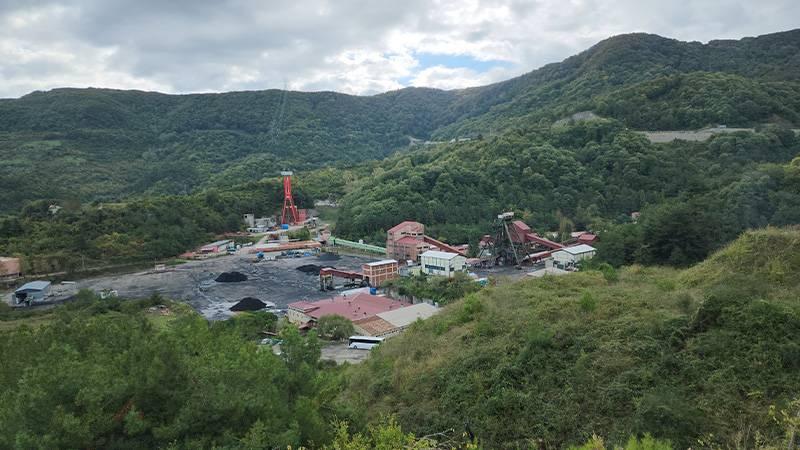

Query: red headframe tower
280,170,300,225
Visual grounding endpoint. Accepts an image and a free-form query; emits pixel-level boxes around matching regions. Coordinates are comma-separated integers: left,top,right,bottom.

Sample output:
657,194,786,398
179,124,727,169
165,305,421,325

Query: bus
348,335,384,350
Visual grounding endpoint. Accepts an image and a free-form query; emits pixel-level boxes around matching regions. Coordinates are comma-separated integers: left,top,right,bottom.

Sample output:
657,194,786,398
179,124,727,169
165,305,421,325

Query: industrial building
570,231,598,245
244,214,277,233
242,213,255,228
287,292,409,326
420,250,467,277
287,292,440,337
361,259,399,287
13,280,51,304
552,244,597,269
356,302,440,337
200,239,233,254
478,212,564,266
386,221,467,262
0,257,21,280
386,221,427,261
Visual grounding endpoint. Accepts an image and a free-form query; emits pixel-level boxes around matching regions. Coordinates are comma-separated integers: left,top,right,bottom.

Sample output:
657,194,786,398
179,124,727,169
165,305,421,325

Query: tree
316,315,355,341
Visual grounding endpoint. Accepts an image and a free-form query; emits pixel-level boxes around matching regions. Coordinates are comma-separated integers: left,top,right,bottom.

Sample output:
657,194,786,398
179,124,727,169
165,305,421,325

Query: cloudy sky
0,0,797,98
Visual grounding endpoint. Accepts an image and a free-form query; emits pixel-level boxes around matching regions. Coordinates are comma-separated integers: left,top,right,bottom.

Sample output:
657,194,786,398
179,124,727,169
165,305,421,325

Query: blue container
281,224,289,230
369,287,378,295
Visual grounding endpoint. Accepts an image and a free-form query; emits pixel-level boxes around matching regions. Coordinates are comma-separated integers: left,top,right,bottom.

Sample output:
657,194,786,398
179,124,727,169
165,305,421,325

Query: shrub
316,314,355,341
579,291,597,313
597,263,619,283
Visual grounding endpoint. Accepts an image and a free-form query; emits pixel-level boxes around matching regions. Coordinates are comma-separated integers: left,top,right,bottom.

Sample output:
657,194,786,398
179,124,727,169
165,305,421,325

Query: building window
424,264,446,272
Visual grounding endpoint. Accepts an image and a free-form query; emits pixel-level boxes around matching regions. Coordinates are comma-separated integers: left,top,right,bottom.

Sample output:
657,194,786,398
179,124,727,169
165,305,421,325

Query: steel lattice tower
280,170,299,225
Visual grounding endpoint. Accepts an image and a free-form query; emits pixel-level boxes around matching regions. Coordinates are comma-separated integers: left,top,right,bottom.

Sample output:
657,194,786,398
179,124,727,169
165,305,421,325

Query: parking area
320,342,371,365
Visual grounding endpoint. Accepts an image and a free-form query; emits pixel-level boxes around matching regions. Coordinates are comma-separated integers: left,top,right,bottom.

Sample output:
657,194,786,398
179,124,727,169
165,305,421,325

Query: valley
0,26,799,449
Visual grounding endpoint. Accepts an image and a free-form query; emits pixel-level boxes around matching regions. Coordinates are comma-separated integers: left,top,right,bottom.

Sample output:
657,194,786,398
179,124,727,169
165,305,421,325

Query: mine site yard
73,251,377,320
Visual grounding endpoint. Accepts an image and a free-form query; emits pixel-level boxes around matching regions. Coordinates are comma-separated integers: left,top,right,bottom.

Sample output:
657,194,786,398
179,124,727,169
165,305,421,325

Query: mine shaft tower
280,170,300,225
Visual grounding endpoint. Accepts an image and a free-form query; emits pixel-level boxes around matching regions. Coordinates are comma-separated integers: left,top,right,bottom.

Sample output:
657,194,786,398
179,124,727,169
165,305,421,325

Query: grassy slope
339,227,800,449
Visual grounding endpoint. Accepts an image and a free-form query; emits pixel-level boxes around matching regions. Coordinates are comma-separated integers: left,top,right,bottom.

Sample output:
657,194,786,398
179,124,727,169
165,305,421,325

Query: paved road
641,127,753,143
320,342,371,365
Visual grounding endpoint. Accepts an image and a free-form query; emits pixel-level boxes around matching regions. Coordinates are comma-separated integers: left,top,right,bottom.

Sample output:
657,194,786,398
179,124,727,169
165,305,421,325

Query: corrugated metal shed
15,280,51,292
559,244,596,255
378,303,439,328
420,250,460,260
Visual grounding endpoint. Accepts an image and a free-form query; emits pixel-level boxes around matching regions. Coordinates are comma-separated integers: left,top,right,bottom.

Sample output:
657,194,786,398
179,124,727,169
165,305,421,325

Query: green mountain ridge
1,29,799,213
334,121,800,267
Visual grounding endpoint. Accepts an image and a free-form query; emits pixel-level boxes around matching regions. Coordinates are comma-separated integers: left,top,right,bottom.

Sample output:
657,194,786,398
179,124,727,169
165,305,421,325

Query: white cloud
0,0,797,98
411,65,513,90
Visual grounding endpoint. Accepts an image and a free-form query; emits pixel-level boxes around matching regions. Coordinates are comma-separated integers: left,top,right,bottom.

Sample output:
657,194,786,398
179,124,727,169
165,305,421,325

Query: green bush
317,314,356,341
579,291,597,312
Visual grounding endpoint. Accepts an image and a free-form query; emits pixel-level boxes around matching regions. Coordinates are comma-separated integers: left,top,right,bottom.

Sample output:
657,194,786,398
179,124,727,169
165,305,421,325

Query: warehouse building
420,250,467,277
14,280,51,304
200,239,233,254
551,244,596,269
356,302,440,337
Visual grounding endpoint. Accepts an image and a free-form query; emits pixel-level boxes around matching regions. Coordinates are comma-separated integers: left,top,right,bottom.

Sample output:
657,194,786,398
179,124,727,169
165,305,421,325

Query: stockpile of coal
230,297,267,311
317,253,340,262
296,264,325,275
215,271,248,282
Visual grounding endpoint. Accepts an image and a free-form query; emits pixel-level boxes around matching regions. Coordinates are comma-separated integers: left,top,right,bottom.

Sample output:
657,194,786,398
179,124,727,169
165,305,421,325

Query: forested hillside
430,29,800,138
0,179,298,274
0,87,454,212
1,29,799,213
335,120,800,266
337,227,800,449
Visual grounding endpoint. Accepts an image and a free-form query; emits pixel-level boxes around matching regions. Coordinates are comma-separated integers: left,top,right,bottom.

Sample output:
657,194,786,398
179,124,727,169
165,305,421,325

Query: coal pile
230,297,267,312
317,253,340,262
296,264,329,275
215,271,248,282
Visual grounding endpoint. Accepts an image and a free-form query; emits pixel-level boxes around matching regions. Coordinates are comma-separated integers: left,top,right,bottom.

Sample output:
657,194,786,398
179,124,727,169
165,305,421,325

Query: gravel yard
75,251,377,320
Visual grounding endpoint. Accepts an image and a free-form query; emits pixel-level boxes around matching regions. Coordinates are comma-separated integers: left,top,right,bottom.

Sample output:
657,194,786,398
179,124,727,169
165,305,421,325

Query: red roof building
386,221,429,262
387,221,424,234
287,292,410,325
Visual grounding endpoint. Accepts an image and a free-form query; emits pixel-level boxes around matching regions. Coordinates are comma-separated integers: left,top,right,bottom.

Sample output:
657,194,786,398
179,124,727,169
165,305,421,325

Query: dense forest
0,87,454,212
0,179,299,274
1,229,798,448
1,29,799,213
335,121,800,266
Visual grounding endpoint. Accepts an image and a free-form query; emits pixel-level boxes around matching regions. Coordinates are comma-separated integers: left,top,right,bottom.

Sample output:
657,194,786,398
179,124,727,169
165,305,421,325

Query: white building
551,244,596,269
242,213,255,228
200,239,232,253
420,250,466,277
